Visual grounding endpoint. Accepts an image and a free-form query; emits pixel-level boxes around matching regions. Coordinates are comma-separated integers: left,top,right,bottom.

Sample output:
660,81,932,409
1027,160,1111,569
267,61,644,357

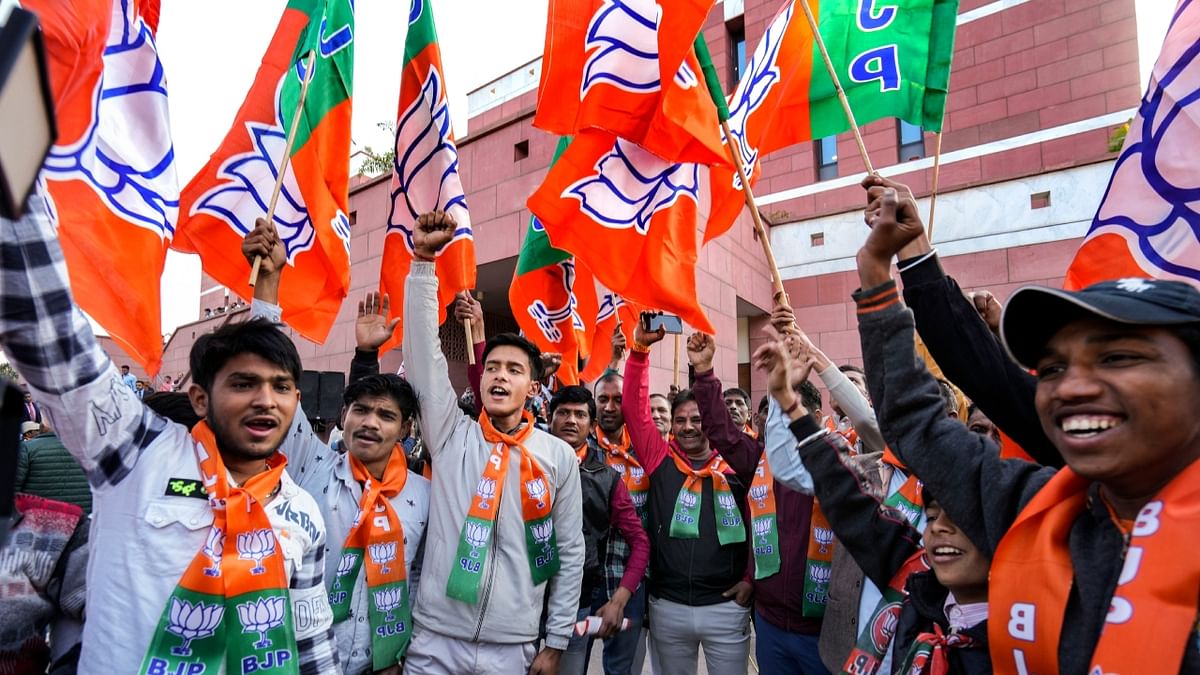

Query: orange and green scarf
446,411,559,604
668,450,745,545
599,429,648,518
841,551,931,675
328,451,412,669
899,624,977,675
141,422,298,675
747,453,781,579
989,459,1200,675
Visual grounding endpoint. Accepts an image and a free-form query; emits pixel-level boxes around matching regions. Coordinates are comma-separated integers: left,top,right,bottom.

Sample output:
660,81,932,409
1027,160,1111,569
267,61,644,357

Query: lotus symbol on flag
814,527,835,554
476,478,497,510
203,527,225,577
334,552,359,588
369,542,398,574
582,0,662,96
680,491,698,510
373,587,404,622
566,139,700,234
724,1,792,189
237,529,277,575
237,596,287,650
388,67,473,254
596,289,625,324
192,77,318,264
748,484,769,510
465,522,491,558
810,563,831,585
717,493,738,518
166,598,224,656
525,478,549,510
42,0,179,238
753,516,773,545
528,260,584,343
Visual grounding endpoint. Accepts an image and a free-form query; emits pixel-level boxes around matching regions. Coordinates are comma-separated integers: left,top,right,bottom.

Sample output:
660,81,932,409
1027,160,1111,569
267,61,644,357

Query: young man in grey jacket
401,211,585,675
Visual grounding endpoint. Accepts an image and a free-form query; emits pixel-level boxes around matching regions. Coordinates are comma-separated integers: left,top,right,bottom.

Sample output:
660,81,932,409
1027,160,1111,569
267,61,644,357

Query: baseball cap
1001,277,1200,370
20,421,40,436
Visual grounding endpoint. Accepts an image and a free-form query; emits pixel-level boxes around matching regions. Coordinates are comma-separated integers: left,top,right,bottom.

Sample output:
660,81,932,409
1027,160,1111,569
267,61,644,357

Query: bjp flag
32,0,178,374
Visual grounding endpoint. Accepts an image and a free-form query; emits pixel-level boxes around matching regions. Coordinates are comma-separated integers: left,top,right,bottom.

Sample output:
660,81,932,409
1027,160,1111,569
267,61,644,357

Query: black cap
1001,278,1200,369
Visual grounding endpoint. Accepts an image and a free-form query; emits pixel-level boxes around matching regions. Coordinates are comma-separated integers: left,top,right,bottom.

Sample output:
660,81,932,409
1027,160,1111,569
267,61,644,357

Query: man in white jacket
401,211,585,675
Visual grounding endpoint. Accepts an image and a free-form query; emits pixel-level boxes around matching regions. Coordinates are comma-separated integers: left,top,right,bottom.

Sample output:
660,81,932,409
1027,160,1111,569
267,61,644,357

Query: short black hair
343,374,418,422
594,371,622,394
838,364,865,376
799,380,822,413
121,365,130,371
722,387,750,405
143,391,201,430
670,388,697,417
458,399,479,420
190,318,302,392
757,394,770,414
967,402,980,418
549,385,596,421
482,333,543,380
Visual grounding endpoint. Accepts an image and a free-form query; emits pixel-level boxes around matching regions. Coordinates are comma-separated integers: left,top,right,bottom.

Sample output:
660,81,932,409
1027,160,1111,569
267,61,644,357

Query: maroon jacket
692,368,821,636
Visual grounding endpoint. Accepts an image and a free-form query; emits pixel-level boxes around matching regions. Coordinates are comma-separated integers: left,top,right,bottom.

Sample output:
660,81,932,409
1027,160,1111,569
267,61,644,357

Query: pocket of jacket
141,498,214,576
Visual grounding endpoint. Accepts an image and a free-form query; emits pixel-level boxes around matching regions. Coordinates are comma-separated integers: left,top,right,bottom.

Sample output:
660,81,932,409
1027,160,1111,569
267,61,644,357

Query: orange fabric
534,0,725,165
598,428,649,494
343,451,410,586
997,430,1034,462
477,411,555,526
175,6,351,344
580,290,640,382
1064,232,1150,291
989,459,1200,674
379,40,475,354
510,255,594,386
528,129,719,334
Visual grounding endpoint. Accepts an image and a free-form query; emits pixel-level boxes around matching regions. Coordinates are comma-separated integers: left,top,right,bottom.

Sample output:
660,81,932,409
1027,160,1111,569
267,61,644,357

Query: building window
728,23,746,83
816,136,838,181
348,211,357,227
898,120,925,161
514,139,529,161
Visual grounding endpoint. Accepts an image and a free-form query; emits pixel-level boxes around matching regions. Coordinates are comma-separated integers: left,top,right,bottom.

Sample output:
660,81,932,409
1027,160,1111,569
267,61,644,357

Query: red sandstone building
125,0,1142,407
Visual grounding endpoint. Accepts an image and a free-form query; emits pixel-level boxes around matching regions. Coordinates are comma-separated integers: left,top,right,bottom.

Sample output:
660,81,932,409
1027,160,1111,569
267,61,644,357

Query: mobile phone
641,312,684,334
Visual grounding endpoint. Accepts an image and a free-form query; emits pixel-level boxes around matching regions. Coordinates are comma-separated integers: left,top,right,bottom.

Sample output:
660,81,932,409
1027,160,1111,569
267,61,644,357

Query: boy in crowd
621,319,755,675
545,386,650,675
0,193,338,673
401,211,584,675
857,179,1200,672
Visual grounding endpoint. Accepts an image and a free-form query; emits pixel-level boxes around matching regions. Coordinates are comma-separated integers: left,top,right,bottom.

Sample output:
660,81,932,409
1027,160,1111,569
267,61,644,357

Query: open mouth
245,417,279,440
930,545,965,563
354,431,382,444
1058,414,1124,438
488,386,510,399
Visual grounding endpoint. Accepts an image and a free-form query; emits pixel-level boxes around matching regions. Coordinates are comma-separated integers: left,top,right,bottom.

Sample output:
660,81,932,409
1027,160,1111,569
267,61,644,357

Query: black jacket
854,280,1200,674
578,441,619,605
898,253,1062,468
646,451,752,607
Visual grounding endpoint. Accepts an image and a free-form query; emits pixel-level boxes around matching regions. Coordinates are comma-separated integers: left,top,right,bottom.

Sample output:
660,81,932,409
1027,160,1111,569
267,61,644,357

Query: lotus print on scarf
525,478,550,510
165,598,224,656
237,596,287,650
202,527,224,577
369,542,398,575
373,587,404,622
465,522,491,558
753,516,774,546
237,529,277,575
333,552,359,589
475,478,497,511
813,526,835,554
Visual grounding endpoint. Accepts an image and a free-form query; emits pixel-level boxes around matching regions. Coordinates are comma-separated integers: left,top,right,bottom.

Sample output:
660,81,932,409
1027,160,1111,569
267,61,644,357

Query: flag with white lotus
377,0,475,353
174,0,354,344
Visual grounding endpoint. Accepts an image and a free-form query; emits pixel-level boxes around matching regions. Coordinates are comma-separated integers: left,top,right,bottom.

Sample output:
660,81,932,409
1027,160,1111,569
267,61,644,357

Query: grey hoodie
403,262,584,650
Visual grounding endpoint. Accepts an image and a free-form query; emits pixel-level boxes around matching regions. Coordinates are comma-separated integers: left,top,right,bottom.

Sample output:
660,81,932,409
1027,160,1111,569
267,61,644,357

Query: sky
149,0,1173,337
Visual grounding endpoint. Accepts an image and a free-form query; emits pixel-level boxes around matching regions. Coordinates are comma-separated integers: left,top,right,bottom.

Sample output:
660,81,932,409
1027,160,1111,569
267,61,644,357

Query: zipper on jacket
472,484,503,641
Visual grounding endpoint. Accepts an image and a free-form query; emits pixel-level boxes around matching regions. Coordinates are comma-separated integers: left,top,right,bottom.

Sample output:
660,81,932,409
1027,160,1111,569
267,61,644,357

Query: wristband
630,341,651,354
896,247,937,273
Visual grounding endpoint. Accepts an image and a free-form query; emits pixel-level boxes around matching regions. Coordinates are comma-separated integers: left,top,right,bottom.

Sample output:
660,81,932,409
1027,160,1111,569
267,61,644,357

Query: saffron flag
1064,0,1200,289
712,0,958,241
579,285,640,382
33,0,178,374
535,0,726,164
528,129,718,334
379,0,475,353
175,0,354,344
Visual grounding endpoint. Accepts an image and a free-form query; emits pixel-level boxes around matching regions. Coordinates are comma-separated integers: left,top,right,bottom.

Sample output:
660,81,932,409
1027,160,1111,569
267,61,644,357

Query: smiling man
621,318,756,675
0,195,339,674
401,211,584,675
855,182,1200,673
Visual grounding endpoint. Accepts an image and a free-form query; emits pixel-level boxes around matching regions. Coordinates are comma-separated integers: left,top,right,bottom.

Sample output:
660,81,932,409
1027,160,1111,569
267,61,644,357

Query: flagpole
249,50,317,287
464,290,478,365
673,333,681,389
926,131,944,241
797,0,874,175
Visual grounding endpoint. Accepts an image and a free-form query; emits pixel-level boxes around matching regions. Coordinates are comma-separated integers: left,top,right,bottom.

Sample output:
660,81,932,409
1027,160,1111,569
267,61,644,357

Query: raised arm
621,344,670,474
402,212,471,458
762,398,814,494
455,292,486,414
687,332,760,481
0,189,173,491
857,181,1055,554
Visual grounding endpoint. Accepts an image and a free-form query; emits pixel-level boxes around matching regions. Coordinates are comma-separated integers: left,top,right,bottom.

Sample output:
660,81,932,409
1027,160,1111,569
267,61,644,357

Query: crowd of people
2,172,1199,675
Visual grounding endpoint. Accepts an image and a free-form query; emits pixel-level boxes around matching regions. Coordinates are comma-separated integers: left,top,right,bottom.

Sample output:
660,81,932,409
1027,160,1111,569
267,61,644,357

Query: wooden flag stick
720,119,790,305
249,50,317,287
926,131,945,241
673,333,681,389
797,0,874,175
464,291,478,365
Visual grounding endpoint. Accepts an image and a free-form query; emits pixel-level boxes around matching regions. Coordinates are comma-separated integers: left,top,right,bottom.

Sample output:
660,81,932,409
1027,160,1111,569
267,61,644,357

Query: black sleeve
899,253,1063,468
348,348,381,385
856,281,1056,555
790,416,921,590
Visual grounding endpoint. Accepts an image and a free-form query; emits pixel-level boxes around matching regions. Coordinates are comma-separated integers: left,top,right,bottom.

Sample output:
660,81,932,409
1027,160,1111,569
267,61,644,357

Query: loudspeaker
299,370,345,422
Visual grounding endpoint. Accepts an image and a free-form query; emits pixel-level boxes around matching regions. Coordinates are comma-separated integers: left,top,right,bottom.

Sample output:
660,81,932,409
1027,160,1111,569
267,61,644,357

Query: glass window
898,120,925,160
817,136,838,180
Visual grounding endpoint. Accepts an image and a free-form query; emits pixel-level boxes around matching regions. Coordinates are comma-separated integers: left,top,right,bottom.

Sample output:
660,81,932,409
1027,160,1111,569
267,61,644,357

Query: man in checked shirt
0,193,341,674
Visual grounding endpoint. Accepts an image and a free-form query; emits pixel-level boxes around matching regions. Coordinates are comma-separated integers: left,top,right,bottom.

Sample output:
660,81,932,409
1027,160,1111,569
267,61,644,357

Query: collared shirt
943,593,988,633
281,413,431,675
0,193,340,674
